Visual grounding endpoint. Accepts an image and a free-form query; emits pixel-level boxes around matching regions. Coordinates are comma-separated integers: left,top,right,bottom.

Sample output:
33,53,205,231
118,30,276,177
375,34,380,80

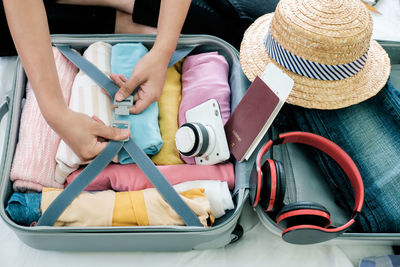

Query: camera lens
175,126,196,154
175,123,210,157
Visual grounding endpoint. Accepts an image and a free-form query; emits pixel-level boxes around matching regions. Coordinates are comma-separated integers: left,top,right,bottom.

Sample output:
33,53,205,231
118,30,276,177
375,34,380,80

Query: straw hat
240,0,391,109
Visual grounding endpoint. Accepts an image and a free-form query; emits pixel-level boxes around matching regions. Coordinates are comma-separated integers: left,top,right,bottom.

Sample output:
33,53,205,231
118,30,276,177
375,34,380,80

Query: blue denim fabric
280,79,400,232
6,193,41,226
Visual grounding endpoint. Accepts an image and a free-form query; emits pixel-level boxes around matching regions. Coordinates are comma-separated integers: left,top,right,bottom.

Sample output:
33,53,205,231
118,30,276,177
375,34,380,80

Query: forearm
3,0,68,124
152,0,191,59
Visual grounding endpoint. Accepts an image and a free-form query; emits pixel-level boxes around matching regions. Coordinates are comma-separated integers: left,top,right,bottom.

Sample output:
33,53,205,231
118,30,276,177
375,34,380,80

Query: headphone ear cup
274,160,286,211
276,201,331,229
259,159,286,212
249,161,262,207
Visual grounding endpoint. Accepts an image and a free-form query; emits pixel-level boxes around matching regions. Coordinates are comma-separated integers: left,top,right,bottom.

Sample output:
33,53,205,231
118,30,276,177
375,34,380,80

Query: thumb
115,74,142,102
94,123,130,141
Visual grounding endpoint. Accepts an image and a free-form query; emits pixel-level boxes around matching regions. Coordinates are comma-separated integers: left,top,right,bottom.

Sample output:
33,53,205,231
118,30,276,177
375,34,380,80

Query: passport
224,63,294,162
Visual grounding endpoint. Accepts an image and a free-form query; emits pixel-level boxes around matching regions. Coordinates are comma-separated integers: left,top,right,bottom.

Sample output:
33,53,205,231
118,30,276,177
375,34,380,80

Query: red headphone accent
253,158,277,211
250,131,364,245
276,209,331,228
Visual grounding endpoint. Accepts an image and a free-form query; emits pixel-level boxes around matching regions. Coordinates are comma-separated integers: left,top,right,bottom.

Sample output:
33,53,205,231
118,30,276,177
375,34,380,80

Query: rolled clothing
151,60,184,165
6,181,230,225
66,162,235,191
10,47,78,192
173,180,234,218
55,41,114,184
179,52,231,164
111,43,163,163
5,193,42,226
280,79,400,233
35,187,211,227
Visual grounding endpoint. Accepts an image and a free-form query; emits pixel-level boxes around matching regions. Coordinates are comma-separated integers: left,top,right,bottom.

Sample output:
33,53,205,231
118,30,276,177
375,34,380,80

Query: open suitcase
0,35,399,251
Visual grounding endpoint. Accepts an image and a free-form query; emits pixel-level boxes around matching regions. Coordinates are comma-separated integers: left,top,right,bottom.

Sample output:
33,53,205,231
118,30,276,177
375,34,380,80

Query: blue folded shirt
6,192,41,226
111,43,163,164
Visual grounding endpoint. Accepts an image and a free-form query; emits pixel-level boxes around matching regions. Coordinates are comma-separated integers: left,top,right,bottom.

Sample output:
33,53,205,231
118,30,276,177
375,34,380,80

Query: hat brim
240,13,391,109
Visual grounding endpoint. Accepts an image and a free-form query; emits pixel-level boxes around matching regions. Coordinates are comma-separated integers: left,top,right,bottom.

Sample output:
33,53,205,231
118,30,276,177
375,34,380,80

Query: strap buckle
111,120,130,142
113,95,133,116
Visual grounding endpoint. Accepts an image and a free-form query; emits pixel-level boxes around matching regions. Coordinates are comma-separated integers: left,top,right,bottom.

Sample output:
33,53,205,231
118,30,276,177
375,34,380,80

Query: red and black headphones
250,132,364,245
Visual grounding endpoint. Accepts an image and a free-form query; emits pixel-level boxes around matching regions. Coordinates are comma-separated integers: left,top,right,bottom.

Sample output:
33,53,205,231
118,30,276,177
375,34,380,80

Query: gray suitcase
0,34,251,251
0,35,399,251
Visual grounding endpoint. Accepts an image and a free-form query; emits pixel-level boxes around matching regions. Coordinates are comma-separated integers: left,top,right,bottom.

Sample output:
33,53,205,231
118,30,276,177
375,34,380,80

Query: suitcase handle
37,44,204,227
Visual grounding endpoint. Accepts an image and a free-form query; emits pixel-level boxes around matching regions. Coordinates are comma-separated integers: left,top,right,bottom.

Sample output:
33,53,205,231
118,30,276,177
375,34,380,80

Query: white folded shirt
55,41,115,185
174,180,234,218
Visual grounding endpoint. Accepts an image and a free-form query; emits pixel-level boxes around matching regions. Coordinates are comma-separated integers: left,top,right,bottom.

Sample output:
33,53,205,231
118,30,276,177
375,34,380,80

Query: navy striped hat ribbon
264,30,369,81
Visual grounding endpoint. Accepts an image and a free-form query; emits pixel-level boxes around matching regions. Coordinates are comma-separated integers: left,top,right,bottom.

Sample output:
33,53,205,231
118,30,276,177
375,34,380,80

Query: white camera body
175,99,230,165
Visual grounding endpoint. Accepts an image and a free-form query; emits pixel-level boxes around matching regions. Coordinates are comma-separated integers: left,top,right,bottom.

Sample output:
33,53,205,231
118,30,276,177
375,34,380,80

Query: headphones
250,132,364,245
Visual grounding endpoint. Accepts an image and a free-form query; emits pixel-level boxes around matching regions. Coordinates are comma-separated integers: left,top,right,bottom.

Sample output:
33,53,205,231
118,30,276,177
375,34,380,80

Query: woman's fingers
110,73,127,87
93,121,130,141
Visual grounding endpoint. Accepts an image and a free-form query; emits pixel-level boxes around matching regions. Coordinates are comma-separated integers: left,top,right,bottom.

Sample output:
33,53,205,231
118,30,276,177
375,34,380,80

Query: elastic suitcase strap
37,141,123,226
38,44,202,227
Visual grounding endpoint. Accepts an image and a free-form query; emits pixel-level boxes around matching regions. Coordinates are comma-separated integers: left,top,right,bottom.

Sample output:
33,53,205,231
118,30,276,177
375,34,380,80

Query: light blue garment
6,192,41,226
111,43,163,164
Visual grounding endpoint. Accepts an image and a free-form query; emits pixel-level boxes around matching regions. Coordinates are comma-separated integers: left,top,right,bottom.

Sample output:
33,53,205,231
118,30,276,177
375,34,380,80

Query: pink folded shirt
179,52,231,164
10,47,78,192
66,163,235,191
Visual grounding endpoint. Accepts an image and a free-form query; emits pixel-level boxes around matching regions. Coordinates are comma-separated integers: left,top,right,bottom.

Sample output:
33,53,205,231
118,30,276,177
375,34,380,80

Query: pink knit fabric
179,52,231,164
10,47,78,192
66,163,235,191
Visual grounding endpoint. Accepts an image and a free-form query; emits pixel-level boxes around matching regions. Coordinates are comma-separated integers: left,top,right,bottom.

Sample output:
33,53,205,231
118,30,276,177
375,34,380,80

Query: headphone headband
256,131,364,235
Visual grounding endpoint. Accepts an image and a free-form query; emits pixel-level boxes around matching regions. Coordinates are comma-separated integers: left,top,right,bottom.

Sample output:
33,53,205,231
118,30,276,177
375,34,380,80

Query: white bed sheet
0,1,399,265
0,202,393,267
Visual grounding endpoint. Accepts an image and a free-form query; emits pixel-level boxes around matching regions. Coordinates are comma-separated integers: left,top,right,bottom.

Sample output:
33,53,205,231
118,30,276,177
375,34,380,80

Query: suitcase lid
251,40,400,241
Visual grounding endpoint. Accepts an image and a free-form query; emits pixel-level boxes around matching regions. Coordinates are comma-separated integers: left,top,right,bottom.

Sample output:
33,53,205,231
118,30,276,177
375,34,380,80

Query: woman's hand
111,47,170,114
49,108,130,161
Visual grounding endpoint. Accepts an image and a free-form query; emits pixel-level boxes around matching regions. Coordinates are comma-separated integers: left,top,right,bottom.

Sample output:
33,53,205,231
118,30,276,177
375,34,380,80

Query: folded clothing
66,162,235,191
7,187,213,227
179,52,231,164
55,41,114,185
151,60,184,165
174,180,234,218
112,187,212,227
6,193,42,226
6,179,234,225
42,188,116,227
111,43,162,163
10,47,78,192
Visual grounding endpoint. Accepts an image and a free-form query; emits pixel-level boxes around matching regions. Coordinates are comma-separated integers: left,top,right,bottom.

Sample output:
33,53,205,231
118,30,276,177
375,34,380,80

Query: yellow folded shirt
41,187,213,227
151,61,184,165
41,188,115,227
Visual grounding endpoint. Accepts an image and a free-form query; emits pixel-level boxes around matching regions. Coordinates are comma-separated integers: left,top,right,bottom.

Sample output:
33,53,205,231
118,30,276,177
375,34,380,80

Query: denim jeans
278,79,400,232
6,193,41,226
